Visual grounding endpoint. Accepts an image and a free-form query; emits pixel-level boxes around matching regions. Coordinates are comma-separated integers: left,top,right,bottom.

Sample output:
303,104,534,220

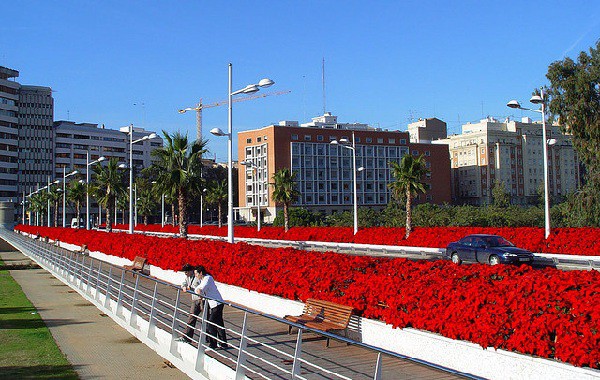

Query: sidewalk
0,245,188,380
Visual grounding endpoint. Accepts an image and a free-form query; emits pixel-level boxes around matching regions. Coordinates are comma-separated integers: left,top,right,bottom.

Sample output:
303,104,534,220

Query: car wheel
451,252,462,265
489,255,500,266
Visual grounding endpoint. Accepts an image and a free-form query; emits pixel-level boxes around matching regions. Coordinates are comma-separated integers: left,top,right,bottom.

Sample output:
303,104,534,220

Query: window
412,150,418,156
304,135,311,141
377,138,384,143
355,137,361,143
366,138,372,143
425,151,430,156
246,138,252,143
257,137,262,142
388,138,395,144
291,134,298,140
317,135,323,141
400,139,406,144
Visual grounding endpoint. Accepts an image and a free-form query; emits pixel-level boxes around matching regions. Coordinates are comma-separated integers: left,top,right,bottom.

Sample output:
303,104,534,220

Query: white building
432,117,580,205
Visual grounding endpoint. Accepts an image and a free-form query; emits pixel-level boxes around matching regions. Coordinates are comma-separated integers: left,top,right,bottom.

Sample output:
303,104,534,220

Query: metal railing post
373,352,383,380
95,261,103,302
291,329,303,379
104,266,114,310
129,274,140,327
147,282,159,341
115,270,127,319
194,299,209,372
169,288,182,355
86,258,94,295
78,255,86,290
235,312,249,380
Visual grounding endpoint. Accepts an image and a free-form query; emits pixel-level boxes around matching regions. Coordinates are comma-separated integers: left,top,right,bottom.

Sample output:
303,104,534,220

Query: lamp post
125,124,157,234
86,152,107,230
507,89,551,239
240,160,262,231
210,63,274,244
62,168,79,227
331,131,364,235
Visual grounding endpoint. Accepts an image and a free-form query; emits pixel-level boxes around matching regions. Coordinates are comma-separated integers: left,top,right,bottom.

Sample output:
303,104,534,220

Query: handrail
2,228,480,379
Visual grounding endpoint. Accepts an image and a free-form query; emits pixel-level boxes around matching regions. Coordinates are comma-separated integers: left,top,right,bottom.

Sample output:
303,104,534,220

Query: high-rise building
0,66,20,200
432,117,580,205
19,85,54,197
408,118,447,143
237,113,451,223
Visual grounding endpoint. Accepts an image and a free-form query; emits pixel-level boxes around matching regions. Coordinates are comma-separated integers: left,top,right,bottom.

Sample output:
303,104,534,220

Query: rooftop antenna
322,57,326,115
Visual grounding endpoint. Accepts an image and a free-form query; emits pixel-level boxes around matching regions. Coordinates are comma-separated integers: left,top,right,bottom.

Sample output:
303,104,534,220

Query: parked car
70,217,84,228
446,234,534,265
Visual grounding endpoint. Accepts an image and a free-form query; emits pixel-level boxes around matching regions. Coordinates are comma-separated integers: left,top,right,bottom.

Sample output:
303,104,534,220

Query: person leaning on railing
194,265,228,350
177,263,201,344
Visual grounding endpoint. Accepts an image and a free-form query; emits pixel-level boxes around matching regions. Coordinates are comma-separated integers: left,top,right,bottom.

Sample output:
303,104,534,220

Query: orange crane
179,90,291,141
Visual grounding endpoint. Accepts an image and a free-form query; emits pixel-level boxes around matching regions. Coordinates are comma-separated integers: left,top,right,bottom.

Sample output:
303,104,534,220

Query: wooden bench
123,256,149,275
284,298,354,347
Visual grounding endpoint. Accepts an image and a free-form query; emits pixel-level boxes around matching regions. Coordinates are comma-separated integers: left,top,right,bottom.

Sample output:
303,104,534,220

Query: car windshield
482,236,514,247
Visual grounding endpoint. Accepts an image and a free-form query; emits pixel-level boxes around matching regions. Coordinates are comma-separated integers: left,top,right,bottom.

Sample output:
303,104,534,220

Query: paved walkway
0,244,188,380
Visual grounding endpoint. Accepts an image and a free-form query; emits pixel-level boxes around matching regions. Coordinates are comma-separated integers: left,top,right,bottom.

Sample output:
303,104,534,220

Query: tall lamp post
62,168,79,227
125,124,157,234
240,160,262,231
86,152,106,230
331,131,364,235
210,63,274,244
507,89,552,239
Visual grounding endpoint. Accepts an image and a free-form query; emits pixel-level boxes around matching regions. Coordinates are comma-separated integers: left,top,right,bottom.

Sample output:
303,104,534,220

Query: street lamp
125,124,157,234
86,152,106,230
62,168,79,227
210,63,274,244
240,160,262,231
331,131,364,235
507,89,551,239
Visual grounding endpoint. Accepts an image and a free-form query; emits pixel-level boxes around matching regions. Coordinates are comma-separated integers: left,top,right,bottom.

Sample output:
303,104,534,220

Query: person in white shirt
177,263,201,343
194,265,227,349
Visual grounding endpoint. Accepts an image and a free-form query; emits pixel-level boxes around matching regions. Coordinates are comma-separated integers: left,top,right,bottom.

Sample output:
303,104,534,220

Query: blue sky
2,1,599,161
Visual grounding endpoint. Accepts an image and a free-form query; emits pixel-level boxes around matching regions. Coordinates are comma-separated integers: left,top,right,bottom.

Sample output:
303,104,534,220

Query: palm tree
271,168,300,232
151,131,206,237
90,158,126,232
29,192,46,226
388,154,430,238
136,178,157,225
205,180,227,228
67,181,86,226
47,187,62,227
117,193,129,226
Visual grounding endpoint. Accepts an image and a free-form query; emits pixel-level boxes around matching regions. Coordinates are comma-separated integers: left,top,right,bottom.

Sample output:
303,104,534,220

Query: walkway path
0,243,188,380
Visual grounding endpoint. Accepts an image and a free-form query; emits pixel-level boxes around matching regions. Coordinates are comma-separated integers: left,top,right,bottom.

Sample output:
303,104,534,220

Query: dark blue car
446,234,534,265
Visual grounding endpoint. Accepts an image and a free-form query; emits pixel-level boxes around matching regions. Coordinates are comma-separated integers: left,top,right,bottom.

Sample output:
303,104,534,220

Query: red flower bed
16,225,600,369
116,224,600,256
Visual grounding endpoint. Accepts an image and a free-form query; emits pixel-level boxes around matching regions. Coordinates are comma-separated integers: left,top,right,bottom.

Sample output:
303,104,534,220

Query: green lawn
0,259,78,379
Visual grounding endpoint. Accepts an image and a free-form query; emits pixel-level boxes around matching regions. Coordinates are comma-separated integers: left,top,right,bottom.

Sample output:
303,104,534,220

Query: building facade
0,66,20,200
19,85,54,198
237,113,451,223
432,117,580,205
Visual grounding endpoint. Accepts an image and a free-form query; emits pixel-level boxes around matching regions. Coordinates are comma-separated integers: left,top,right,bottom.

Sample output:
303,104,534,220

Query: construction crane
179,90,291,142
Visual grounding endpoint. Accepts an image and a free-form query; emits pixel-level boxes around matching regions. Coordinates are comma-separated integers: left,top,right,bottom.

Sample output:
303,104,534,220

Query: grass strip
0,258,78,379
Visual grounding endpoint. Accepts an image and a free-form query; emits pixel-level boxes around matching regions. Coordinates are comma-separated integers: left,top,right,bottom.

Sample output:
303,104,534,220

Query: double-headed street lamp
240,160,262,231
331,131,364,235
125,124,157,234
210,63,274,244
507,89,553,239
62,168,79,227
86,153,107,230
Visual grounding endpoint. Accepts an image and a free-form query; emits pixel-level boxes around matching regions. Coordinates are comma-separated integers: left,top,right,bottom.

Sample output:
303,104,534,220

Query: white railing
1,229,478,380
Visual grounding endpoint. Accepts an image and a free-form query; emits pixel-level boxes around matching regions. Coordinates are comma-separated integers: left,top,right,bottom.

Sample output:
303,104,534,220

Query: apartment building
0,66,19,200
237,113,451,223
432,117,580,205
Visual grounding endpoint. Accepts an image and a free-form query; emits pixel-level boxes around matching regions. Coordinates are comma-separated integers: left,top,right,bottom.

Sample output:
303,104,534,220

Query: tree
270,168,300,232
546,40,600,226
388,154,430,238
492,181,511,208
151,131,206,237
29,192,46,226
90,158,126,232
205,180,227,228
135,178,157,225
47,187,62,227
67,181,86,226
